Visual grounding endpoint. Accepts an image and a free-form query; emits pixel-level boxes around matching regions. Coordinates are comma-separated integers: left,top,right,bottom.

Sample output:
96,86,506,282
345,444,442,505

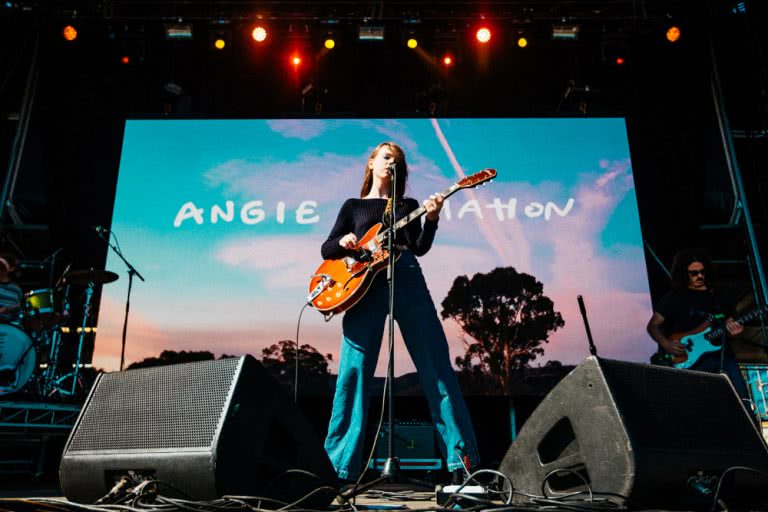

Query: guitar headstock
457,168,497,189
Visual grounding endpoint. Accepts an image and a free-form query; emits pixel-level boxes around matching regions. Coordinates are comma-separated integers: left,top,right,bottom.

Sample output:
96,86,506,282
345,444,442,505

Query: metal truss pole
709,35,768,306
0,32,39,224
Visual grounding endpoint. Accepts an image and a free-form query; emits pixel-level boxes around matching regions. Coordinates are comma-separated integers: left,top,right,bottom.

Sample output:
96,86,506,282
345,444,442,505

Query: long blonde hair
359,142,408,202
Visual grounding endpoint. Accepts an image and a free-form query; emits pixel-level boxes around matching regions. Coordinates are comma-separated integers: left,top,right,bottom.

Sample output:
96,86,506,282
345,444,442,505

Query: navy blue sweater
321,198,439,260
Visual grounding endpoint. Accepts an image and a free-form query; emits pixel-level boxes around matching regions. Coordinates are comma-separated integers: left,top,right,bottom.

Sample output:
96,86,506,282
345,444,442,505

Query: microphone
389,163,397,174
93,225,109,234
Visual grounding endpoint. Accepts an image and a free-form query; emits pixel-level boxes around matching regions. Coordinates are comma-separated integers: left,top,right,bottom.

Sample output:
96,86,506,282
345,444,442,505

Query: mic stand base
338,457,434,502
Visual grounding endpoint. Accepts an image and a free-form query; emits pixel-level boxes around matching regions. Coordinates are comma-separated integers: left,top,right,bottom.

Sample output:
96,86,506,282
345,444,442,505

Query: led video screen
95,118,653,383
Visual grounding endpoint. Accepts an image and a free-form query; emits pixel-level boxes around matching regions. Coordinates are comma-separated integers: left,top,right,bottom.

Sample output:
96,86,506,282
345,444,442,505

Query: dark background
0,0,767,489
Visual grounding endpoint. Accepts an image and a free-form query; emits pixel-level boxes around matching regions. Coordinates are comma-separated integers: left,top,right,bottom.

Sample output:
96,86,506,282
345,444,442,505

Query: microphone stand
338,164,402,500
383,162,399,482
95,229,145,371
577,295,598,357
46,247,63,288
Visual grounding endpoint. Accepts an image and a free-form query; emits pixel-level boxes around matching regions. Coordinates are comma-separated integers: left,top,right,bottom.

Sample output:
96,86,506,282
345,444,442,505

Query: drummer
0,253,23,324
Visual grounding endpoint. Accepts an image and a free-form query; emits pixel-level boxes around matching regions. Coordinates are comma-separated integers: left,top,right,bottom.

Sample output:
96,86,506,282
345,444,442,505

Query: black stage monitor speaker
60,356,336,504
499,356,768,508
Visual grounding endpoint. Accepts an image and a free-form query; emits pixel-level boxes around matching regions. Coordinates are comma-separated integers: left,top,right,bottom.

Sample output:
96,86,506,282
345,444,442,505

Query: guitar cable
293,302,310,404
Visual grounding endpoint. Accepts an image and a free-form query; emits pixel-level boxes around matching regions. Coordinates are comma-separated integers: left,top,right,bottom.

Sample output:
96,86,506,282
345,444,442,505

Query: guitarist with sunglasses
646,249,749,398
321,142,480,487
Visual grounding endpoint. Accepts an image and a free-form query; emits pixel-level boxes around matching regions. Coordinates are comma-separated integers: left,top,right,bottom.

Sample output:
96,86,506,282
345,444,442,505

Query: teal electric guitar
653,305,768,369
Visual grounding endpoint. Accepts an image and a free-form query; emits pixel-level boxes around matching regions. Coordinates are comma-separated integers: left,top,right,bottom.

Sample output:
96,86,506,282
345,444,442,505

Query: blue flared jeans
323,250,480,480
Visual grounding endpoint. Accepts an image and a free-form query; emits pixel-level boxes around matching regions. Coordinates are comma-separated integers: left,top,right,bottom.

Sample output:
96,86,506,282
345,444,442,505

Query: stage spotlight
252,25,267,43
120,55,130,65
164,23,193,40
209,28,231,50
666,26,681,43
552,24,579,40
292,55,302,66
359,26,384,41
517,37,528,48
476,27,492,44
407,38,418,49
62,25,77,41
442,54,453,66
615,56,625,65
324,38,335,49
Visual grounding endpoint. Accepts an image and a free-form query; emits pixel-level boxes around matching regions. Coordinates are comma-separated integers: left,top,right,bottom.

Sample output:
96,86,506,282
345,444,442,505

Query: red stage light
615,57,625,65
476,27,492,44
120,55,130,65
442,55,453,66
292,55,301,66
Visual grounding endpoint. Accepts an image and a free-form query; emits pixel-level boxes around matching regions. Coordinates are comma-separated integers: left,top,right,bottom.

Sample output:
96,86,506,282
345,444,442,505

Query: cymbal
63,268,119,285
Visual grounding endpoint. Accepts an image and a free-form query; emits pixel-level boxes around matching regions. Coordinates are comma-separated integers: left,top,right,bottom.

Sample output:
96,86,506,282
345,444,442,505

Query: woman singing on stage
321,141,479,483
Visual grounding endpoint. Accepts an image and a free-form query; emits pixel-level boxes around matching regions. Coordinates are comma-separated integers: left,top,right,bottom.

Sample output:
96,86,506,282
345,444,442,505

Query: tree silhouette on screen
261,339,333,394
441,267,564,394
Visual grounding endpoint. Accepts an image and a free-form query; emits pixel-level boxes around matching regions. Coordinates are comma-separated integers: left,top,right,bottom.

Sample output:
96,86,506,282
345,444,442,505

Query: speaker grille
68,358,241,452
599,359,761,453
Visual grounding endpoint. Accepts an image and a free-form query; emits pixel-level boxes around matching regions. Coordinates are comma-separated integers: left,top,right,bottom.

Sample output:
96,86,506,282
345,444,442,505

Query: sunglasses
688,270,706,276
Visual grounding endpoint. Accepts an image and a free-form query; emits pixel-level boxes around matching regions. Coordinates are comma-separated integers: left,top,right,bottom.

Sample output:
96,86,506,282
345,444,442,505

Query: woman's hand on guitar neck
424,193,444,221
339,233,358,250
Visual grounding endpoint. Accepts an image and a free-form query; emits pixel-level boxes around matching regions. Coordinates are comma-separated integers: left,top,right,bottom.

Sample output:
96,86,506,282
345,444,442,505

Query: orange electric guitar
307,168,497,321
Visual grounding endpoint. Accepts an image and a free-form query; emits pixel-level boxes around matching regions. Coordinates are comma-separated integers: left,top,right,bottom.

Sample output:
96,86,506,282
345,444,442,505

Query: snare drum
0,323,36,396
23,288,57,330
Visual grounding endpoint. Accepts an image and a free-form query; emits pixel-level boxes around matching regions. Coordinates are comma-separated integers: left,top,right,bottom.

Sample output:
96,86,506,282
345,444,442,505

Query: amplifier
741,364,768,443
370,421,441,471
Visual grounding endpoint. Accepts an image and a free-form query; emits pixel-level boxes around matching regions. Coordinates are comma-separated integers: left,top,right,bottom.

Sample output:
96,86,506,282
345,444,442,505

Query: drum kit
0,268,118,398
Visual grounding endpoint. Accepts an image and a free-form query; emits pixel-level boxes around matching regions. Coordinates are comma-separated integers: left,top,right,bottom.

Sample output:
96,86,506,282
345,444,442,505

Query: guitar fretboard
705,305,768,340
375,183,459,243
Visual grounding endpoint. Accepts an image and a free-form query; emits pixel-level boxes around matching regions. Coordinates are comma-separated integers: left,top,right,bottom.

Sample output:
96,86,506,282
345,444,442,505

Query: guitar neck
386,183,460,235
705,306,767,340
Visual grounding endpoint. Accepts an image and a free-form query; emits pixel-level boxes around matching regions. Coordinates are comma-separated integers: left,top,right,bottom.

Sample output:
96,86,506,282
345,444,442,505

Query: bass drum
0,323,36,396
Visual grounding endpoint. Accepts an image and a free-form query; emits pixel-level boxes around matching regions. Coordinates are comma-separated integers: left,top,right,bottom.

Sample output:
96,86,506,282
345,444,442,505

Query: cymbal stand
95,229,144,371
55,282,93,396
41,284,69,396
